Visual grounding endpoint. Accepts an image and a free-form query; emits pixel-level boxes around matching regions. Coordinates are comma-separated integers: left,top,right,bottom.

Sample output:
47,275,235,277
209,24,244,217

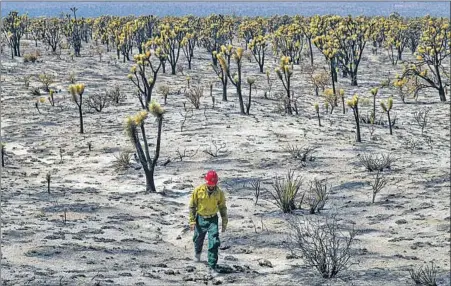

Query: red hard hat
205,170,219,186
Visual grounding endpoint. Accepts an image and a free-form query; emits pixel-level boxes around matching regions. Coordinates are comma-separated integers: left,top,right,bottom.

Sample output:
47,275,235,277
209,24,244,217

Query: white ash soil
1,40,450,286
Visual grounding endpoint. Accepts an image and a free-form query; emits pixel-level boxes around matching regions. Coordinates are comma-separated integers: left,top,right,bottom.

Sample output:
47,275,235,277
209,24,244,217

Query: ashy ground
1,39,450,285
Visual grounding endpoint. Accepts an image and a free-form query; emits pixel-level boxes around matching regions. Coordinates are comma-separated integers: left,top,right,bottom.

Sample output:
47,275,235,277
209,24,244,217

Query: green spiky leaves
69,83,85,104
370,87,379,96
347,94,359,109
149,100,165,117
314,103,319,113
380,97,393,112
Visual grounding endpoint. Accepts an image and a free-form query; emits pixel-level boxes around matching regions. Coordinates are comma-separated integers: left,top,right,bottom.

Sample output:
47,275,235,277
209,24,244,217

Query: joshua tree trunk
438,87,446,102
236,64,245,114
246,84,252,115
15,40,21,57
372,95,376,123
78,96,84,134
137,116,163,193
145,167,156,193
147,116,163,192
1,148,4,167
397,47,403,60
286,91,293,115
342,69,348,78
330,62,337,96
435,64,446,102
222,79,228,101
342,96,346,114
372,192,377,204
350,72,358,86
308,38,314,66
353,107,361,142
171,63,176,75
237,86,245,114
211,53,218,67
387,111,392,135
258,49,265,73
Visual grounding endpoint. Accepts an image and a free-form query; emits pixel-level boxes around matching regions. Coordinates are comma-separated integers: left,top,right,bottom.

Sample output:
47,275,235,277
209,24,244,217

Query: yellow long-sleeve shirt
189,184,228,226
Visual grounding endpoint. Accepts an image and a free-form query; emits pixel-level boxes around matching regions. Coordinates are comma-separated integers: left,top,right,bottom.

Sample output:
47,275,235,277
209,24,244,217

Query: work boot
194,252,201,262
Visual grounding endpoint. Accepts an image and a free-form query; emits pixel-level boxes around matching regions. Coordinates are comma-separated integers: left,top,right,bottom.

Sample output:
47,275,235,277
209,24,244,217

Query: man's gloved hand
190,223,195,231
221,224,227,233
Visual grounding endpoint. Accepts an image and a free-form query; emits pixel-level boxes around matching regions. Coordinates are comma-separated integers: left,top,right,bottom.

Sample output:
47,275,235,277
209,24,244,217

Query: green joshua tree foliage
311,18,339,98
181,15,201,70
153,19,187,75
370,87,379,123
406,18,423,54
3,11,28,58
380,97,394,135
199,14,232,67
48,89,55,106
217,46,246,114
181,29,198,70
117,20,135,62
38,73,55,92
125,101,165,193
43,18,64,53
249,35,269,73
65,7,83,57
314,15,376,86
398,17,450,102
323,88,336,114
27,18,45,48
382,16,410,64
239,17,268,72
275,56,295,115
272,23,304,65
347,94,362,142
212,44,232,101
238,17,266,49
128,45,163,110
299,15,315,66
69,83,85,134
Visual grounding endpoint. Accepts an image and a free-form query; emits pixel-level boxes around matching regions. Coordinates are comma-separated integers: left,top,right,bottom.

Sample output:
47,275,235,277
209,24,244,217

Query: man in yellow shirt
189,170,228,271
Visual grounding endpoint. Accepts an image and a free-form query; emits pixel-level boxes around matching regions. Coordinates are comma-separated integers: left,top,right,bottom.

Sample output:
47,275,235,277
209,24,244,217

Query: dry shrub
113,151,133,172
86,92,110,112
38,73,55,92
158,85,170,104
184,86,203,109
409,262,438,286
24,52,39,63
358,153,394,172
306,179,329,214
287,215,356,278
106,84,124,105
269,170,304,213
283,144,317,163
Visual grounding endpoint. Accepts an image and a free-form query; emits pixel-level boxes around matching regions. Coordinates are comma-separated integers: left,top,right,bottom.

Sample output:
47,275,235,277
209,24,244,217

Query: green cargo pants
193,214,220,268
